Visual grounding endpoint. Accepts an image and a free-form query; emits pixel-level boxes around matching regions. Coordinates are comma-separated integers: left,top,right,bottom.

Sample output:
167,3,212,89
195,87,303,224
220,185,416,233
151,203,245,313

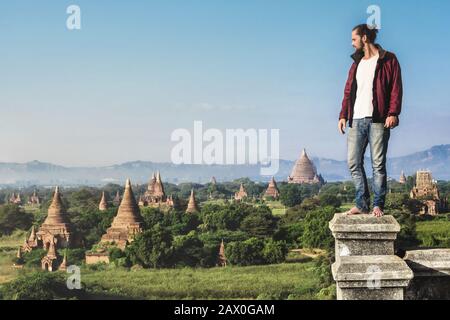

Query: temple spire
99,191,108,211
186,189,199,213
217,239,227,267
44,186,70,225
28,225,36,243
111,179,143,227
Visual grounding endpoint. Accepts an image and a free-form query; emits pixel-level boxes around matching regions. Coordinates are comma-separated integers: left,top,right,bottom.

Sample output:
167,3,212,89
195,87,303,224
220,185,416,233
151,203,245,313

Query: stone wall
329,213,450,300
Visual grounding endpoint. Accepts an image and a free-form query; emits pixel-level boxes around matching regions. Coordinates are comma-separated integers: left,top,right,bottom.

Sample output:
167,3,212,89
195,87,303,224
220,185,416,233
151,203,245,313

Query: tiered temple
264,177,280,200
9,193,22,205
36,187,72,250
28,190,40,206
100,179,143,249
98,191,108,211
399,171,407,184
410,170,442,215
140,172,174,208
186,189,199,213
22,225,38,252
234,184,248,201
288,149,324,185
112,190,121,206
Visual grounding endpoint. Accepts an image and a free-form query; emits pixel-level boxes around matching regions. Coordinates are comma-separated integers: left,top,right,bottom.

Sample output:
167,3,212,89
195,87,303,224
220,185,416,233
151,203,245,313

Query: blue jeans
347,118,390,212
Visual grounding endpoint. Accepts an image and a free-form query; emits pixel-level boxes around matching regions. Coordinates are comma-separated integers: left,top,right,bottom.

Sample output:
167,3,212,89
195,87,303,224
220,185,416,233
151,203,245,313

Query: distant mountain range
0,145,449,187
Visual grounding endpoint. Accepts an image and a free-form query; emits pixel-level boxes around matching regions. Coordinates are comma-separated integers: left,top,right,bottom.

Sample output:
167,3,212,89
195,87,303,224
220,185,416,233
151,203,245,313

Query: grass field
263,200,287,216
81,261,331,300
0,231,26,284
416,219,450,247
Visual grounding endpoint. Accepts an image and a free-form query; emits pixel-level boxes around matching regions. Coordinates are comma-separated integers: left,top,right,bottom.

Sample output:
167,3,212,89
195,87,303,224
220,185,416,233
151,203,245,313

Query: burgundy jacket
339,44,403,127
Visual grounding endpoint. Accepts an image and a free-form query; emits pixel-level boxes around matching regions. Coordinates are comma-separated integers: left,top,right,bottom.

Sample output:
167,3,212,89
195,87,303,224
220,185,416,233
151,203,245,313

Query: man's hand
338,119,347,134
384,116,399,129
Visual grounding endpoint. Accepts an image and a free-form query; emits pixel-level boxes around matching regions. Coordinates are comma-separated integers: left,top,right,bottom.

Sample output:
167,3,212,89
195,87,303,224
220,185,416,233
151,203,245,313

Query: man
338,24,403,217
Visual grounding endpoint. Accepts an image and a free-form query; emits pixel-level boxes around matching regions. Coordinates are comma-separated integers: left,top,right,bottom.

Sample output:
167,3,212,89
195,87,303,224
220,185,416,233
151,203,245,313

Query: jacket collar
351,44,387,63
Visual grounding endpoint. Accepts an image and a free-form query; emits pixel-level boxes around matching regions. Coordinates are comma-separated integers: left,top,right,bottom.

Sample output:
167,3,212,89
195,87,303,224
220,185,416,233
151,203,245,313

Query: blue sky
1,0,449,166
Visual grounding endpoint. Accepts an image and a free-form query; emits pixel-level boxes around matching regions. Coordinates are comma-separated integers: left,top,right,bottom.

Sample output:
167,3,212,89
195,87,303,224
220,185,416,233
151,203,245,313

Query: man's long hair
353,24,379,44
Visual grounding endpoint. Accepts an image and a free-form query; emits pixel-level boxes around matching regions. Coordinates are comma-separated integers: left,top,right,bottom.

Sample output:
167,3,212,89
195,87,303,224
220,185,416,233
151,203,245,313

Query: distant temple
264,177,280,200
288,149,324,185
9,193,22,205
139,172,174,208
28,190,40,206
100,179,143,249
36,187,72,250
112,190,121,206
19,186,73,272
399,171,407,184
22,225,38,253
98,191,108,211
186,189,199,213
217,239,227,267
234,184,248,201
410,170,442,215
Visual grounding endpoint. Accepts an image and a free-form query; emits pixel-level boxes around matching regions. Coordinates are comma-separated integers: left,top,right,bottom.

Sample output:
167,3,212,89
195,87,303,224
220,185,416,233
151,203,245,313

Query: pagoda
288,148,324,185
186,189,199,213
101,179,143,249
98,191,108,211
264,177,280,200
36,187,72,249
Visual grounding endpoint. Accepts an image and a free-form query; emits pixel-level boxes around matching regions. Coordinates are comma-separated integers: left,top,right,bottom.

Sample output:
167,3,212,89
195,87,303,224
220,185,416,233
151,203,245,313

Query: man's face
352,30,364,51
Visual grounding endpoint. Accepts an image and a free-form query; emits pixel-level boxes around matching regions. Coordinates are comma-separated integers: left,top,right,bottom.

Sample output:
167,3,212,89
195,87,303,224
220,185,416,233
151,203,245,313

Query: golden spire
99,191,108,211
28,225,36,242
111,179,143,227
186,189,199,213
44,186,70,225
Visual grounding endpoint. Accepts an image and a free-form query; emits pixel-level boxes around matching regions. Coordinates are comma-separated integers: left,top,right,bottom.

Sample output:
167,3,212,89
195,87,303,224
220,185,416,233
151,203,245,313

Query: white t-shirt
353,53,379,119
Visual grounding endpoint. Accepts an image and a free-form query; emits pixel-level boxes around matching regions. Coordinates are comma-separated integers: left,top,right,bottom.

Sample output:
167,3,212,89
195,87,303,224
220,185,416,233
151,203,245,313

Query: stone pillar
404,249,450,300
329,213,413,300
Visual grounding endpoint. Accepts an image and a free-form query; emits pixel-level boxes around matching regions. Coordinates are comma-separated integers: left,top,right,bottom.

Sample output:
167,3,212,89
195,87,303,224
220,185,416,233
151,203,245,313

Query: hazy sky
1,0,449,166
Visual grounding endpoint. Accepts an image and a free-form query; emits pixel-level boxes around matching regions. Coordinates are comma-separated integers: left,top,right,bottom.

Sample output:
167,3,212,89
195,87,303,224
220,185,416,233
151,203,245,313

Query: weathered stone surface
404,249,450,300
332,255,413,300
330,213,400,262
86,252,110,264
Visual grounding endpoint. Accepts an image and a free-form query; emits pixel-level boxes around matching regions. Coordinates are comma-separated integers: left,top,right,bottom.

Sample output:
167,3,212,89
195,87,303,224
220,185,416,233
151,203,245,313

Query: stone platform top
404,249,450,276
329,213,400,233
332,255,414,284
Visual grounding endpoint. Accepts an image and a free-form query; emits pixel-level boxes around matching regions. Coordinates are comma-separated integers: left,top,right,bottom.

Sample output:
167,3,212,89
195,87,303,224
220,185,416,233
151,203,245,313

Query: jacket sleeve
340,64,355,120
388,55,403,116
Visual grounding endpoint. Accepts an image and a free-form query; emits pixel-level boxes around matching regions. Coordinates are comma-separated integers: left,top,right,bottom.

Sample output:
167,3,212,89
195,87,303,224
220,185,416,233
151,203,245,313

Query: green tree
300,206,335,250
240,210,278,238
0,204,33,236
125,224,173,268
226,237,265,266
262,240,288,264
279,184,303,207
